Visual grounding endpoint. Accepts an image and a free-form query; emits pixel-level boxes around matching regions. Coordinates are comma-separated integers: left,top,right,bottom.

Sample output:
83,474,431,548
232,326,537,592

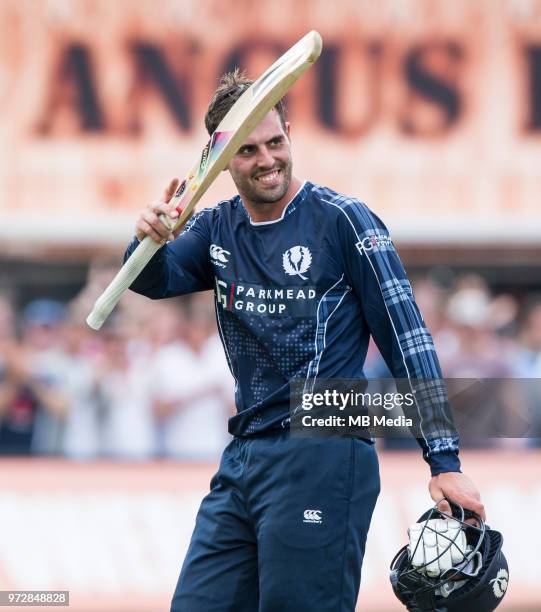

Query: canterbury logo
283,246,312,280
489,568,509,599
303,509,322,524
210,244,230,267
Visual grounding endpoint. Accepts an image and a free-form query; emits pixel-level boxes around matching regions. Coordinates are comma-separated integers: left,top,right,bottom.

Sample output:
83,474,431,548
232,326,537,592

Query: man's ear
285,122,291,138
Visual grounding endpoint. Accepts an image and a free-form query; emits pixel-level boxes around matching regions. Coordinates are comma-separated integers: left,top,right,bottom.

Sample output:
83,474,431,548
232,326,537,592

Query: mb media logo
210,244,230,268
303,509,323,524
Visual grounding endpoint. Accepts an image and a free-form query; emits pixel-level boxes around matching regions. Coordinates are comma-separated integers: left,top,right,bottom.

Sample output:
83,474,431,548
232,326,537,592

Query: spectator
149,295,233,460
0,299,70,455
95,317,157,459
3,269,539,457
61,316,104,459
519,299,541,373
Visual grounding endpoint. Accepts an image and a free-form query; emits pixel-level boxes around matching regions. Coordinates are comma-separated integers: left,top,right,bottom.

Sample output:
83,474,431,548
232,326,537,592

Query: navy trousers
171,433,380,612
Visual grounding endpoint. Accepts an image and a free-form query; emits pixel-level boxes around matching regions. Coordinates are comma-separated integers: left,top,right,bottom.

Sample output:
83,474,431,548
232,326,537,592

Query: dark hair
204,68,287,135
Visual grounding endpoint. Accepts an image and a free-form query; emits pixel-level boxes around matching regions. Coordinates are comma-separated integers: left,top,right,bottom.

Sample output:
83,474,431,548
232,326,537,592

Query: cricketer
126,71,485,612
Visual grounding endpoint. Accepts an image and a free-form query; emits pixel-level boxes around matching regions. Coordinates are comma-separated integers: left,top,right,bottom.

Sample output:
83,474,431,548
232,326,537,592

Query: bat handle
86,235,162,330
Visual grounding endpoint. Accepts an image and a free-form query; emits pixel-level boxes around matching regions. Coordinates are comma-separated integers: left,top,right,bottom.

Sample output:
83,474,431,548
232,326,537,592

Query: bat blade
86,30,322,330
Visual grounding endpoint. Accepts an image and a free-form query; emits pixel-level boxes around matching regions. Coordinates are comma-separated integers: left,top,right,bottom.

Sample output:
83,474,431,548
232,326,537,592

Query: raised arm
125,178,214,299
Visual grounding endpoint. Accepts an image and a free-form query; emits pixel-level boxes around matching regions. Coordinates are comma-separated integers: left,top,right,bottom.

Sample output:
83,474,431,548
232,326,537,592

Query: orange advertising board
1,0,541,248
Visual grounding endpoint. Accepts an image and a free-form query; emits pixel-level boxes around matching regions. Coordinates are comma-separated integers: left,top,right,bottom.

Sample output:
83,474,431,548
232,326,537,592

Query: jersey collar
239,180,308,226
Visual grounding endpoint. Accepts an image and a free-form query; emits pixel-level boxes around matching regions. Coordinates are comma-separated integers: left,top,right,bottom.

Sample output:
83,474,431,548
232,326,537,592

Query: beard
234,158,293,205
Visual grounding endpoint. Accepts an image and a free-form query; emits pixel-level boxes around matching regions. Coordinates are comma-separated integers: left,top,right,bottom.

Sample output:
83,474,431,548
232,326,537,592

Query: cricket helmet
389,500,509,612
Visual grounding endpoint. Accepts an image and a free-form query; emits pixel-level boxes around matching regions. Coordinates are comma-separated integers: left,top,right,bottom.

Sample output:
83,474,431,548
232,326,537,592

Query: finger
446,520,467,566
436,499,452,516
148,201,174,218
429,482,450,512
408,523,425,569
423,523,440,577
458,498,486,521
137,219,166,244
162,178,179,203
143,211,172,238
148,203,179,229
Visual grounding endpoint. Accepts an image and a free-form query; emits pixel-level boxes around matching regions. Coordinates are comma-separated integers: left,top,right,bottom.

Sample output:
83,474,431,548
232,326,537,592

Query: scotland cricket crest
283,246,312,280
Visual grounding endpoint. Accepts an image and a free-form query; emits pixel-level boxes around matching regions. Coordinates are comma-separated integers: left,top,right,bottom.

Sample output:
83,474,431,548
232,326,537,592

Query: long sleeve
335,198,460,476
124,209,214,299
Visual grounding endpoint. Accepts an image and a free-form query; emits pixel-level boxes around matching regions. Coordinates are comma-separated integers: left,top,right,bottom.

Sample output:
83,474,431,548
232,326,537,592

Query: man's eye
269,138,282,147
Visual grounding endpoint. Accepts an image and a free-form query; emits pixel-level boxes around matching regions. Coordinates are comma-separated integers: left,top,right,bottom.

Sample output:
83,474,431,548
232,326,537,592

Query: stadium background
1,0,540,610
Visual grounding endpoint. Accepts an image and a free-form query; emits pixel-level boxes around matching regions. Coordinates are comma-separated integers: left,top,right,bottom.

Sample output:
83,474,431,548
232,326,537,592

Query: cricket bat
86,30,322,330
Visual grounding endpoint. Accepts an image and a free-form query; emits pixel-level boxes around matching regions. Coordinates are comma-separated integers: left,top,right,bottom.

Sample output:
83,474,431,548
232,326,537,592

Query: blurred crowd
1,267,541,459
0,267,234,459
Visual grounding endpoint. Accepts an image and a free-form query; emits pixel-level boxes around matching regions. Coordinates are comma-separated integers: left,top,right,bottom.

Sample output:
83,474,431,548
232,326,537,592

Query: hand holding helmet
390,499,509,611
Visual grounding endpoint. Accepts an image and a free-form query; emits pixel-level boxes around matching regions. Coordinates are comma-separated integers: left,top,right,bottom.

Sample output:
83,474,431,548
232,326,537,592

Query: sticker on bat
199,140,212,176
174,179,187,199
204,131,233,172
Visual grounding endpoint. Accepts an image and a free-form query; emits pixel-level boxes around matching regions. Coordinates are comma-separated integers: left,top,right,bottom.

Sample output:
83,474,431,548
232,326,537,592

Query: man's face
227,110,292,205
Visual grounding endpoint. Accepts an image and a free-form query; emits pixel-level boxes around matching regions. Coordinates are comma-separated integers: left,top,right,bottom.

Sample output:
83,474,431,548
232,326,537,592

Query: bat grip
86,235,162,330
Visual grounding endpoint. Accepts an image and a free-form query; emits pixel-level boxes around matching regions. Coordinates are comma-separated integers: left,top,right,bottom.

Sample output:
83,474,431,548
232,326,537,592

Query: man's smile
253,168,283,186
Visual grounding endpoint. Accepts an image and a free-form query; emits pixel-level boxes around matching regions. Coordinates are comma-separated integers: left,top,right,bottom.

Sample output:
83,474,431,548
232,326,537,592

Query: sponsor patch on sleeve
355,233,394,255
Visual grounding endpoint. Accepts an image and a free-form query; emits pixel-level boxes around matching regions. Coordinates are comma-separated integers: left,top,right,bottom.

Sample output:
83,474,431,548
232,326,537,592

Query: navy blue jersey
126,181,460,474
